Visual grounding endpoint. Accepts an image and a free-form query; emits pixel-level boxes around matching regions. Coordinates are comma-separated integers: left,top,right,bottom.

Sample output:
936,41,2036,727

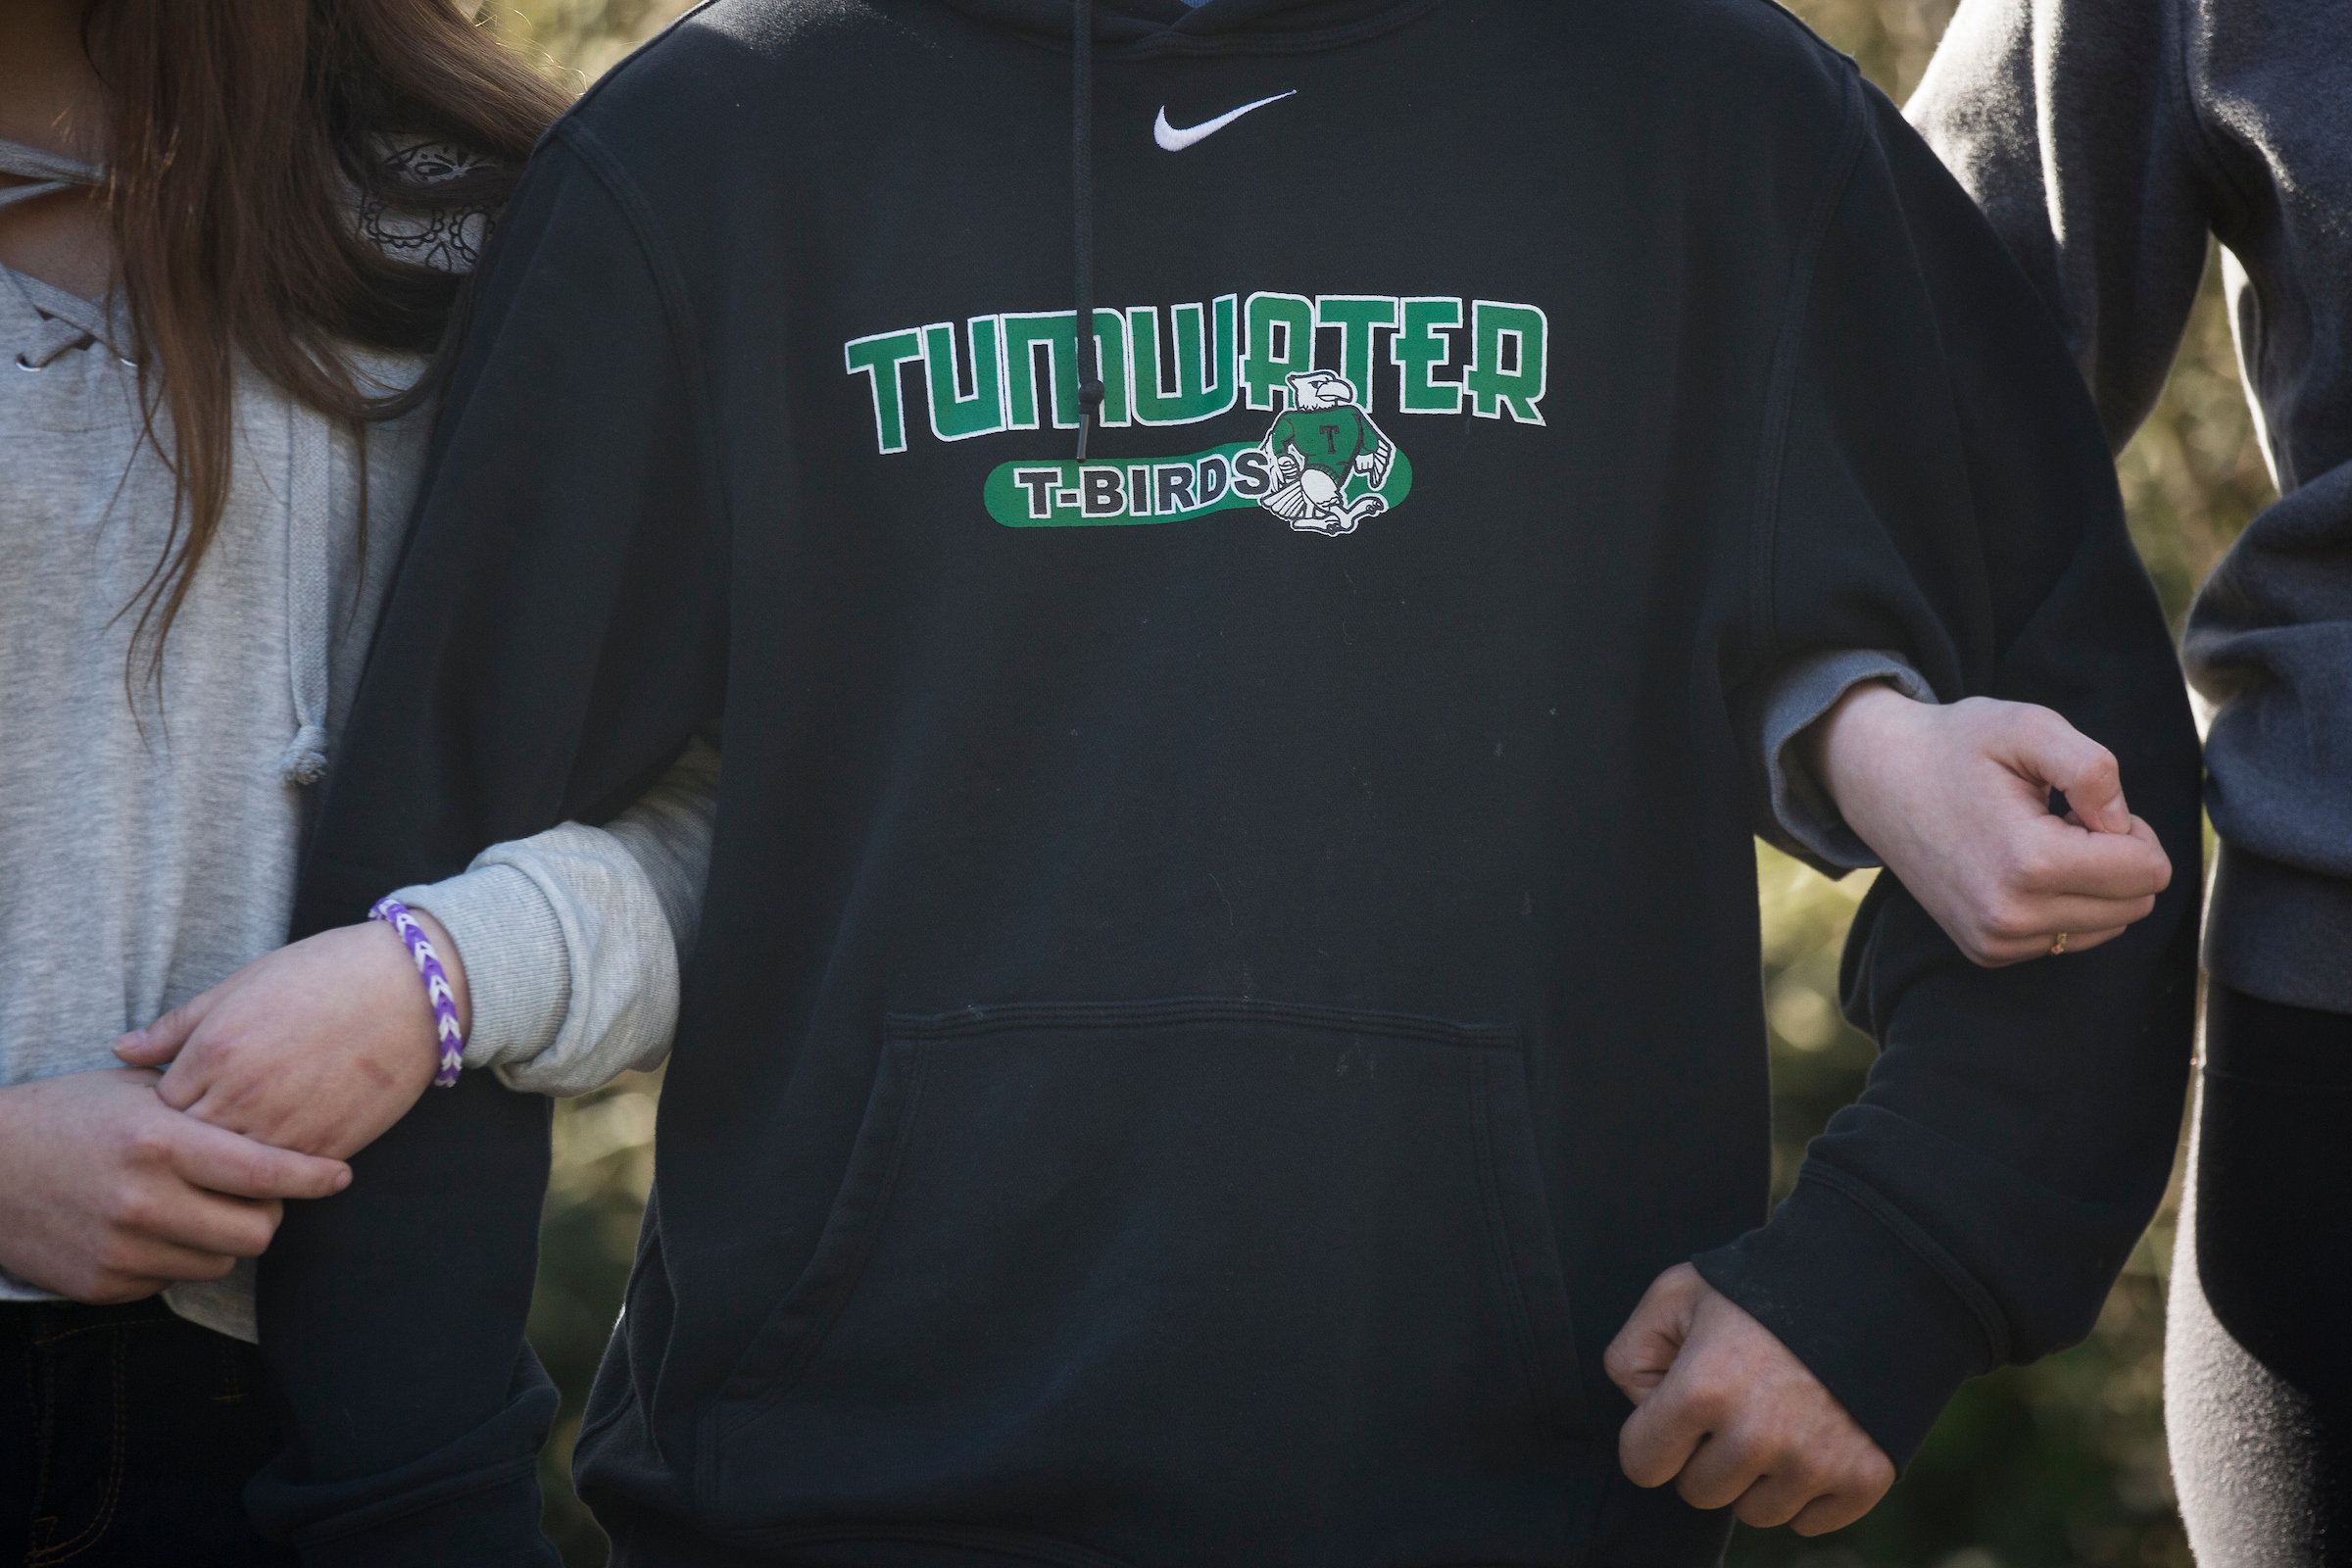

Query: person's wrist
0,1080,67,1291
0,1078,37,1170
363,908,472,1043
402,907,472,1037
1801,679,1924,817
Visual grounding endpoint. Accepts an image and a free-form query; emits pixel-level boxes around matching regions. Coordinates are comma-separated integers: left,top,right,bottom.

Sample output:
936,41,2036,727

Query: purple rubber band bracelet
369,897,464,1089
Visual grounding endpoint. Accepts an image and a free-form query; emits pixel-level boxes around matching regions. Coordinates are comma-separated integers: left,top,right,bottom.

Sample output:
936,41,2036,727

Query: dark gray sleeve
1905,0,2222,451
2186,459,2352,1011
1756,651,1936,873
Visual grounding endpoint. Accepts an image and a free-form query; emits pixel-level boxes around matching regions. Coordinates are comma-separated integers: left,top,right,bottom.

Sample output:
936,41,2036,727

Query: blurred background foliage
488,1,2273,1562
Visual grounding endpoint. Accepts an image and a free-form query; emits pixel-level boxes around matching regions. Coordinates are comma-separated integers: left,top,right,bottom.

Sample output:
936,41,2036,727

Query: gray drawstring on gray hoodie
2,137,333,790
279,388,335,787
0,139,99,212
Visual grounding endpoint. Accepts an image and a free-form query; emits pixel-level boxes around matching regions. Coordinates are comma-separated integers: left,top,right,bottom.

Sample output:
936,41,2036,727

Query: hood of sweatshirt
271,2,2204,1562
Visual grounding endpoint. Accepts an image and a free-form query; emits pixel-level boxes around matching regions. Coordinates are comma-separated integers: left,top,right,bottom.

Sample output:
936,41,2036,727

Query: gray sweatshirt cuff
1760,649,1934,874
389,864,568,1075
389,734,716,1098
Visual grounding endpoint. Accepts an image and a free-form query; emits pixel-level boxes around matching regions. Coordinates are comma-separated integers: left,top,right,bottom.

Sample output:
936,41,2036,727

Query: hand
1605,1263,1895,1534
1802,684,2173,965
0,1068,350,1303
115,915,471,1161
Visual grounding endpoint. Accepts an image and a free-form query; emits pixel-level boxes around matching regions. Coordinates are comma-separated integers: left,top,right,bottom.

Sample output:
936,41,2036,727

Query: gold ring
2049,932,2069,956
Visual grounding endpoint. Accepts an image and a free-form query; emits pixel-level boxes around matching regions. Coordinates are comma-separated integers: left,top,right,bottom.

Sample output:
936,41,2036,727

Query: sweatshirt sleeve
1746,0,2222,875
394,729,719,1096
1692,81,2203,1469
253,123,728,1563
1903,0,2222,450
1751,648,1931,873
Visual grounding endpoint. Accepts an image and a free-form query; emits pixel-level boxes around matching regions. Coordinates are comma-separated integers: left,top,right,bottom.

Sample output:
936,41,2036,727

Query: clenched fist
1604,1263,1895,1534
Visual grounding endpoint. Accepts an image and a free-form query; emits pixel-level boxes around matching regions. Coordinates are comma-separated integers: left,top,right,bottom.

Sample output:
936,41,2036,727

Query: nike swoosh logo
1153,90,1297,151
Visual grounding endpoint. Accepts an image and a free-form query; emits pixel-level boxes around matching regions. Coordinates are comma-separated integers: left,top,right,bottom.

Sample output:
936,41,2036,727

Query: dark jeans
2170,983,2352,1565
0,1298,297,1568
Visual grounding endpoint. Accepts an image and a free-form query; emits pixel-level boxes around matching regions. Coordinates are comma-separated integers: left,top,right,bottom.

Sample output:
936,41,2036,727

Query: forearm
1698,858,2198,1460
1716,611,2203,1467
249,134,724,1565
399,731,717,1095
1797,682,2170,966
1752,651,1931,871
1733,661,2198,1463
1712,76,2206,1465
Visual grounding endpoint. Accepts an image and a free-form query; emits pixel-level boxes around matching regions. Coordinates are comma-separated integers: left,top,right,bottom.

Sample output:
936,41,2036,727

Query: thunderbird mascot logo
1256,369,1398,537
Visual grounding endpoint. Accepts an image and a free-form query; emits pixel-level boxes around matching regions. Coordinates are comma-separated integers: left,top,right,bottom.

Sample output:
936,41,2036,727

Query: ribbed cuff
1757,649,1933,874
393,865,569,1073
1691,1168,1995,1469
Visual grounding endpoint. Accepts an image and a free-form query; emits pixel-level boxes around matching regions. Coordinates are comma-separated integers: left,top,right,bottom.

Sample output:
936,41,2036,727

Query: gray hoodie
0,138,714,1341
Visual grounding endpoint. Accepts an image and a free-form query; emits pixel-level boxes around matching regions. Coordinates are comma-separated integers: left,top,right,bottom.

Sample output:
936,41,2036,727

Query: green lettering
923,317,1006,442
1391,296,1463,415
844,328,924,454
1244,292,1314,411
1129,295,1239,426
1001,313,1071,430
1316,296,1398,408
1002,310,1132,430
1466,300,1547,424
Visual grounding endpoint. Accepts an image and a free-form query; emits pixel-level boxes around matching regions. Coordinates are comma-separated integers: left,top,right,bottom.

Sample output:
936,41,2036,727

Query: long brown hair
79,0,569,673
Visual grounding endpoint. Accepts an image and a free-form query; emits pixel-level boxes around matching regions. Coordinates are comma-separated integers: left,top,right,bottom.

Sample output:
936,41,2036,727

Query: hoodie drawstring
4,136,328,789
0,137,102,212
0,141,119,370
15,310,94,369
1072,0,1103,459
277,393,333,787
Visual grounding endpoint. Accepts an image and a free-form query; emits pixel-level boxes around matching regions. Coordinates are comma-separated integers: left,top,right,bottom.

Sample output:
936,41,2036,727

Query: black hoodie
250,1,2201,1563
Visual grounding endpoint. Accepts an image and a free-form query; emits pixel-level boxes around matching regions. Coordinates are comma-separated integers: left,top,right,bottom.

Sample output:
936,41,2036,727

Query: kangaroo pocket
702,998,1590,1560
